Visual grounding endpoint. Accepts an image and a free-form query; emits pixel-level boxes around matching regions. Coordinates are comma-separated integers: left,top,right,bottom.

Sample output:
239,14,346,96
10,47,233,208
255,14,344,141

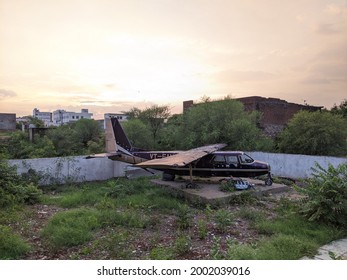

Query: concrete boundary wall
247,152,347,178
7,152,347,185
8,156,129,185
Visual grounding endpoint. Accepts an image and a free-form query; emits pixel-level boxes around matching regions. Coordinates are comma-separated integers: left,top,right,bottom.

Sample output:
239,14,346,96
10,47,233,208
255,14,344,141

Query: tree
5,131,57,159
167,97,272,150
140,105,171,142
47,119,104,156
122,119,153,149
47,125,82,156
277,110,347,156
123,107,142,119
331,99,347,118
25,116,45,128
123,105,171,147
157,114,184,150
72,119,103,148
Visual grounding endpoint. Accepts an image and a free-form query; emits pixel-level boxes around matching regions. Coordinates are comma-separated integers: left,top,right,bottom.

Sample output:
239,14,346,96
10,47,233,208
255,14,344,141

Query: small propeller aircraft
88,118,273,186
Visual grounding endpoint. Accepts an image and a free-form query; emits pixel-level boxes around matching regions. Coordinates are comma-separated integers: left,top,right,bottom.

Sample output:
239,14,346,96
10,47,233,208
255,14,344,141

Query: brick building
183,96,322,137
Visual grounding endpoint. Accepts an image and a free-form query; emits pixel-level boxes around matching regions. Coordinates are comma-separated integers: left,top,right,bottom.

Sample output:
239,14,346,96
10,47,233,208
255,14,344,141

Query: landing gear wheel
185,182,199,189
265,177,273,186
162,172,175,181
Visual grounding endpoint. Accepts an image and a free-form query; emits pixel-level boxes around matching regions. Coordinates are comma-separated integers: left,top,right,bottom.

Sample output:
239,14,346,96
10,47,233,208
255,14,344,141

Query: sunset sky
1,0,346,119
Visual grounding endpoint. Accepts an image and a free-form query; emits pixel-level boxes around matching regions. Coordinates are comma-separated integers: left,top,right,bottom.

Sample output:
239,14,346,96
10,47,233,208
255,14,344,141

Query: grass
1,176,346,259
226,202,345,260
0,225,31,259
41,208,100,249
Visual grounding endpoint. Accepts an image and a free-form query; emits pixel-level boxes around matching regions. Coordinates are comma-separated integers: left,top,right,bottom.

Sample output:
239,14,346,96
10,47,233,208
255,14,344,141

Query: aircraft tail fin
105,118,133,153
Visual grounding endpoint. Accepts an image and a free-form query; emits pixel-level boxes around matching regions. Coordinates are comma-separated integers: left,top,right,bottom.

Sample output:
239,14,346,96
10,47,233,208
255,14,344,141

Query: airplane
88,118,273,186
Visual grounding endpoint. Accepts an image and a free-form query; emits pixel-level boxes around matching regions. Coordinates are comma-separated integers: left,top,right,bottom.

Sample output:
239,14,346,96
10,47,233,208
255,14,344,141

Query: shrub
0,161,42,207
174,234,192,256
0,225,30,259
176,204,192,230
295,162,347,227
214,209,233,232
197,219,208,239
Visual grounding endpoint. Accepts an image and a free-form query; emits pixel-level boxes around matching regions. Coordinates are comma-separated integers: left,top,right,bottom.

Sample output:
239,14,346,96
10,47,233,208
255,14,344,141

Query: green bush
176,204,192,230
0,225,30,259
174,234,192,256
0,161,42,207
296,162,347,227
214,209,233,232
197,219,208,239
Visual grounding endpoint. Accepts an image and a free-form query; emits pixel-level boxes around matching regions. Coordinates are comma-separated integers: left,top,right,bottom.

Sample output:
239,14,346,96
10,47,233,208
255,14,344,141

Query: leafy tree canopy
177,97,272,151
331,99,347,118
122,119,154,149
123,105,171,146
3,119,104,159
277,110,347,156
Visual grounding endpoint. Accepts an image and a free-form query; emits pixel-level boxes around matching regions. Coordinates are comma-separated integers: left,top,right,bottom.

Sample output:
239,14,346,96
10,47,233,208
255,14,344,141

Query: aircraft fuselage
133,150,270,178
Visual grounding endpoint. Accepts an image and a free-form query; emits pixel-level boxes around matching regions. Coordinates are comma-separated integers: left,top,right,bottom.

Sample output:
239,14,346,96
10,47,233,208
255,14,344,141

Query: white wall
8,156,129,185
7,152,347,185
247,151,347,178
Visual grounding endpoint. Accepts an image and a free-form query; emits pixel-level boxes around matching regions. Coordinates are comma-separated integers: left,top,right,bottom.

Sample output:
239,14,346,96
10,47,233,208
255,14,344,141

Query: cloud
0,89,17,98
300,76,331,85
312,23,341,35
214,69,277,84
312,3,347,35
325,3,347,17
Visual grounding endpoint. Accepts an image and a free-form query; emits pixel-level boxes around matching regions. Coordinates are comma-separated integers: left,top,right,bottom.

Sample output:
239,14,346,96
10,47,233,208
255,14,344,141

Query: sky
1,0,346,119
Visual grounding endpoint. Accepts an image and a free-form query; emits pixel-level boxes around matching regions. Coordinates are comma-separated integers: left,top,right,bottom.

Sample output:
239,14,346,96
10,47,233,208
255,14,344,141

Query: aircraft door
238,154,255,173
211,155,226,168
225,155,239,168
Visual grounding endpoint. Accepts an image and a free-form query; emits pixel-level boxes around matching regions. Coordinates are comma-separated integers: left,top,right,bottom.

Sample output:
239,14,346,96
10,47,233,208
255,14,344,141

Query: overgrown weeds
295,162,347,227
1,175,346,260
0,225,31,259
0,160,42,208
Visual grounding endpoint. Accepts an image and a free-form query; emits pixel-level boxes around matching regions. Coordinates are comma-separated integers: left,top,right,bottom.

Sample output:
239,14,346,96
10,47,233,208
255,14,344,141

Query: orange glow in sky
1,0,346,119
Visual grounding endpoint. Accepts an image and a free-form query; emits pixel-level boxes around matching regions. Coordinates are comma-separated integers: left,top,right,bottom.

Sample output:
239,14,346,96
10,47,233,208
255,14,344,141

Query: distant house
33,108,53,127
183,96,322,137
0,113,16,132
103,113,128,129
237,96,322,137
53,109,93,126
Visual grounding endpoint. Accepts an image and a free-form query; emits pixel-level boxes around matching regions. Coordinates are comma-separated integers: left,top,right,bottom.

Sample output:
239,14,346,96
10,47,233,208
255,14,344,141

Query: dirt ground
16,183,299,260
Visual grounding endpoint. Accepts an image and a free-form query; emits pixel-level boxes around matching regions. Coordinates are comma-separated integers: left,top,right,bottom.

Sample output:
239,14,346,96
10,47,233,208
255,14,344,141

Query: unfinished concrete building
183,96,322,137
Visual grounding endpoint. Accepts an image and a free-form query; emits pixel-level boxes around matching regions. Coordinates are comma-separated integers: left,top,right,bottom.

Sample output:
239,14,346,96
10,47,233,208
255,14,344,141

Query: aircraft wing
135,144,226,168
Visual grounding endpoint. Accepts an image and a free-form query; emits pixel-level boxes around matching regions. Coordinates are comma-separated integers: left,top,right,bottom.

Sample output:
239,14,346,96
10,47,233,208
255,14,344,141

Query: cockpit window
213,155,225,163
225,155,239,165
239,154,254,164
